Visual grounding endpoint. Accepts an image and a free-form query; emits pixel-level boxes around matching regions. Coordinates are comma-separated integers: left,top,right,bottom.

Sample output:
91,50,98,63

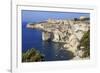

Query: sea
22,22,74,61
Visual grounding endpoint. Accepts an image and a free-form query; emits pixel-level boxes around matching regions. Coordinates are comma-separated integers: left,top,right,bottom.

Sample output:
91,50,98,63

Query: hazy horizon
22,10,90,23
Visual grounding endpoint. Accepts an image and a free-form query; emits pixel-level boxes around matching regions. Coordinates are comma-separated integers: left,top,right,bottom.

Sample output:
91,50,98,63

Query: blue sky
22,10,90,23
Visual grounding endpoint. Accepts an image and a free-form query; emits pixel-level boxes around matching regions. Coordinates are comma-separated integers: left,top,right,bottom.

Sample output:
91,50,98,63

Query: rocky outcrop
26,16,90,58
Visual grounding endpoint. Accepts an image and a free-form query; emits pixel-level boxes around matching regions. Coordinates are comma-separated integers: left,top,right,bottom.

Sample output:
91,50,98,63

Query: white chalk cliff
26,16,90,58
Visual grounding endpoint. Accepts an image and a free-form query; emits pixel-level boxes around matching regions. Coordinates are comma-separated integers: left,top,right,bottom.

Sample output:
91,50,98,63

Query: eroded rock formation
26,16,90,58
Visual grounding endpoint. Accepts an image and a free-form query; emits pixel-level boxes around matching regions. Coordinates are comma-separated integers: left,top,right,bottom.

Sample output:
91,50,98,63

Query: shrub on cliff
78,30,90,58
22,48,44,62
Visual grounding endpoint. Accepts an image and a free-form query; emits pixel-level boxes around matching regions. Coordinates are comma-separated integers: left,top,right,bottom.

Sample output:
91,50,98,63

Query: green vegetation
22,48,44,62
78,30,90,58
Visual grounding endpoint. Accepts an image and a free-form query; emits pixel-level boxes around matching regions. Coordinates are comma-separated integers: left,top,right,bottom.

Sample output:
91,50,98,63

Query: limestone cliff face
26,17,90,57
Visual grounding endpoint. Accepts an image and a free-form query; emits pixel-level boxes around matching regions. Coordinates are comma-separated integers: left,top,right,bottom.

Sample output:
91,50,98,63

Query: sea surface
22,22,74,61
